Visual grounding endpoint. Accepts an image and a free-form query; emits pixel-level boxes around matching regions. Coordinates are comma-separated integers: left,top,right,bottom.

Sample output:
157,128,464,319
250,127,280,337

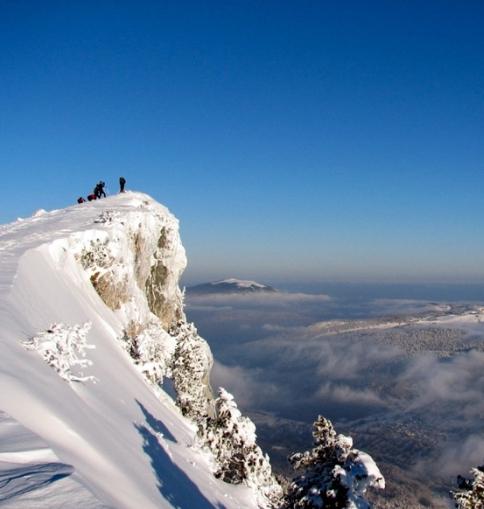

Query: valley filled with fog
185,284,484,508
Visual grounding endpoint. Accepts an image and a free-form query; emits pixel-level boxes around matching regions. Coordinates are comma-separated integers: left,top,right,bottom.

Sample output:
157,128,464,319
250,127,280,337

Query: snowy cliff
0,193,277,508
0,192,383,509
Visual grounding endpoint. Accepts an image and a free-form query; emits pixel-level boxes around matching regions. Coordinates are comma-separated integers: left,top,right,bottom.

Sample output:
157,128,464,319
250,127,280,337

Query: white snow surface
0,192,259,508
0,410,106,509
334,447,385,509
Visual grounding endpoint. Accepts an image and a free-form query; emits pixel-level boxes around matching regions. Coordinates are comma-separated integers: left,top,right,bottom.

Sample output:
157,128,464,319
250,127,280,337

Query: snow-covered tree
170,321,213,421
121,321,175,385
23,322,96,383
199,388,283,508
284,415,384,509
123,319,282,506
451,466,484,509
168,323,282,507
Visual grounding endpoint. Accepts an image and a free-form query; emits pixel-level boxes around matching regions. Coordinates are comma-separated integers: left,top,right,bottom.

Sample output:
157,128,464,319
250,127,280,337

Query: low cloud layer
414,434,484,478
186,291,484,488
315,382,385,407
211,360,280,408
401,349,484,420
187,291,331,309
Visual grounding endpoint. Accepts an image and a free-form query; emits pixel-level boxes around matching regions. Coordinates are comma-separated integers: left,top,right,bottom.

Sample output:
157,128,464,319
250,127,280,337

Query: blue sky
1,1,484,283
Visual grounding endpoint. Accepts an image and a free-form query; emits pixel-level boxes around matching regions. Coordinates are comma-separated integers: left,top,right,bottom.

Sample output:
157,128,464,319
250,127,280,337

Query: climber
77,197,86,204
94,181,106,199
87,194,97,201
119,176,126,193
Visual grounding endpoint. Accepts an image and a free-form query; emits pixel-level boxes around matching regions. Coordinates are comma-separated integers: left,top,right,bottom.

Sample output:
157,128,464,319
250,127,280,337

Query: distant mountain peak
188,278,277,295
213,278,270,289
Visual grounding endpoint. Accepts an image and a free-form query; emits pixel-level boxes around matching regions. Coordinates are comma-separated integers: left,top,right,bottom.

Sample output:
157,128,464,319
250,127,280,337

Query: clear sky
1,1,484,284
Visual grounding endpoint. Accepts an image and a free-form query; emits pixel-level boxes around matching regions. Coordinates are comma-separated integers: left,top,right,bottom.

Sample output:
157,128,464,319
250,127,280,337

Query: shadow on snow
136,400,176,443
0,462,73,502
135,401,225,509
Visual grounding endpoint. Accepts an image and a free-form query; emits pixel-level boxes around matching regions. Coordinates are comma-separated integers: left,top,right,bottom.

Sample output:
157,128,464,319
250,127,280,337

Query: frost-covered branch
23,322,96,383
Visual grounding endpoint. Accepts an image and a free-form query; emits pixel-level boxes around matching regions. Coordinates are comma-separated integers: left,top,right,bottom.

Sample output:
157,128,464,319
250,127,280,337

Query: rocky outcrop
144,227,184,328
75,199,186,331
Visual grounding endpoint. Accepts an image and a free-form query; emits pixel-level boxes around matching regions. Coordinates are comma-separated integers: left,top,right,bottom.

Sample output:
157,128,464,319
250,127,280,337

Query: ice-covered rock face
74,196,187,330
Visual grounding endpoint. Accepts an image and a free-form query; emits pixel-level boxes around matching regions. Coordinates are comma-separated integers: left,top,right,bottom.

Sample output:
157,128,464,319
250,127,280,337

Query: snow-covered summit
188,278,276,295
0,192,267,509
0,192,384,509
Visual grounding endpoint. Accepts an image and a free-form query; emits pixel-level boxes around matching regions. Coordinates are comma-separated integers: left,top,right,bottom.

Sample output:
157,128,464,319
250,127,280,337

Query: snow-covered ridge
0,192,265,509
0,192,384,509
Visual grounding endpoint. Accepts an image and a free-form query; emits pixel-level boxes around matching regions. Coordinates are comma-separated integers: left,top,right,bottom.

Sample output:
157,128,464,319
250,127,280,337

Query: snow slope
0,410,106,509
0,193,259,508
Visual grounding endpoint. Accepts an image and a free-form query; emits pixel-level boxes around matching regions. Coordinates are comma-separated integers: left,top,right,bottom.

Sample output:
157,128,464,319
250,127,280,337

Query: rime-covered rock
73,199,186,329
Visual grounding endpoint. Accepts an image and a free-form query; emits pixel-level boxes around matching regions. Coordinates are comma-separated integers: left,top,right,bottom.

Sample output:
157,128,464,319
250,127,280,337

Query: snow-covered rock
0,192,270,509
32,208,47,217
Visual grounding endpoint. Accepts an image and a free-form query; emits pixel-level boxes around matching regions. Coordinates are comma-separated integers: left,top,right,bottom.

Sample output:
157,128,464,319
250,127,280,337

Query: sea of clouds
186,290,484,491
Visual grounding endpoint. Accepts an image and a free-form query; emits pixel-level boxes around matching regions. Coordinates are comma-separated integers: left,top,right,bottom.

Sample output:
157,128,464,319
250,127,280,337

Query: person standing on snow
119,176,126,193
94,181,106,198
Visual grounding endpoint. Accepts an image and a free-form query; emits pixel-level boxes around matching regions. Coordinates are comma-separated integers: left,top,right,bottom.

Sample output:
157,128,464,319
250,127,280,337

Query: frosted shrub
284,416,384,509
170,321,213,421
199,388,283,508
165,322,279,505
122,321,175,384
24,322,96,383
94,209,120,224
451,466,484,509
77,237,114,270
169,322,282,506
